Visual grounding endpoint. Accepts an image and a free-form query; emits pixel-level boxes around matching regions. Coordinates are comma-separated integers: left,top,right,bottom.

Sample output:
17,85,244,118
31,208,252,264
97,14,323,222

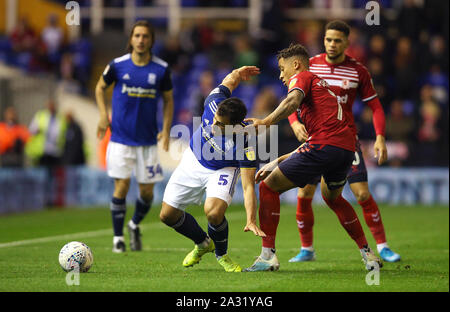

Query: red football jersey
288,71,356,152
309,53,379,135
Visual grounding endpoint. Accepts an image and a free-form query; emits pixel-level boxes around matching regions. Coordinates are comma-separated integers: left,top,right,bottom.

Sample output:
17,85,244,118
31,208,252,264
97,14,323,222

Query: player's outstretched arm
220,66,260,93
245,89,304,129
95,76,110,140
241,167,266,237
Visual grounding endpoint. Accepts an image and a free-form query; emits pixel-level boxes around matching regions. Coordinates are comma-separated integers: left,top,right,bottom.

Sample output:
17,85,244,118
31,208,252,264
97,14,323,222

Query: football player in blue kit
95,20,174,253
160,66,266,272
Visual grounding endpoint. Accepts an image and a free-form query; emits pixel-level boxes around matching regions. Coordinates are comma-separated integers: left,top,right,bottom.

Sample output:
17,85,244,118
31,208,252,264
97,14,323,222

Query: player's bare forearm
162,90,174,135
95,77,109,119
241,168,258,223
263,90,303,125
374,134,388,165
221,66,260,93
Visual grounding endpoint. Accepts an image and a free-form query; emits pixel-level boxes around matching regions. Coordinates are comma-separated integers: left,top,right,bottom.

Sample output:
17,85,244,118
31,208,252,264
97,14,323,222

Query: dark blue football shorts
294,140,368,186
278,142,355,190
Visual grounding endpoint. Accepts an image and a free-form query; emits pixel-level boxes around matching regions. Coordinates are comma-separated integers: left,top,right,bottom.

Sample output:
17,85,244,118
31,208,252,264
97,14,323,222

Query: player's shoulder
113,53,131,64
345,55,370,73
151,55,169,68
309,53,326,65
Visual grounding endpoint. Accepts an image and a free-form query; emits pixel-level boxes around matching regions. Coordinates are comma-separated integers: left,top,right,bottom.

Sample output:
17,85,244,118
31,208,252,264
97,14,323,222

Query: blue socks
208,217,228,257
132,197,152,225
171,212,208,245
110,197,126,236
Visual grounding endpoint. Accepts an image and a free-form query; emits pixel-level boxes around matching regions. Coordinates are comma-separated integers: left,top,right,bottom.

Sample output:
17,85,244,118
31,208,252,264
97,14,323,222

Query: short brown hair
277,43,309,67
126,20,155,53
325,20,351,37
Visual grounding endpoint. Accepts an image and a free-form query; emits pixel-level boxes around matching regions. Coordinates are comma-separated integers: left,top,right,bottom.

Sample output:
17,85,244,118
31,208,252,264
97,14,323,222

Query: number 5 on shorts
218,174,229,186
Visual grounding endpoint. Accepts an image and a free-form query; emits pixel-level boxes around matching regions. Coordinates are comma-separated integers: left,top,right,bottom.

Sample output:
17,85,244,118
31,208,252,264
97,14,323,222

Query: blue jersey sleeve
102,61,116,86
160,67,173,91
203,84,231,116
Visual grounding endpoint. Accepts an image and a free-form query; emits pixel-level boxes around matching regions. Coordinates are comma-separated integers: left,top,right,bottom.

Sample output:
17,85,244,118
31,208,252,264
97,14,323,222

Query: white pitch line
0,208,259,249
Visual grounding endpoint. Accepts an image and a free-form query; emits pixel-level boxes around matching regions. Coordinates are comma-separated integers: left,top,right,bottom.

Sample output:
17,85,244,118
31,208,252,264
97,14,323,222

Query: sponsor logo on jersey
121,83,156,98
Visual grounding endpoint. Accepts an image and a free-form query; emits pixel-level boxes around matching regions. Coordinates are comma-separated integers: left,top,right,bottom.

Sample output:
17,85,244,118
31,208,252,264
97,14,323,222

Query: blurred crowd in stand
0,0,448,169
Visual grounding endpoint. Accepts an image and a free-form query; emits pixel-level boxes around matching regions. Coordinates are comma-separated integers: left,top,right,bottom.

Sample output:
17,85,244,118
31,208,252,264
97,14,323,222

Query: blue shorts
278,143,354,190
304,140,368,185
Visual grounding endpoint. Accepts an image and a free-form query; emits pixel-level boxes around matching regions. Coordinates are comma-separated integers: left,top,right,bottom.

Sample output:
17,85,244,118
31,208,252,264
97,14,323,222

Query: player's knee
159,204,178,226
298,185,316,198
206,211,224,226
354,190,371,202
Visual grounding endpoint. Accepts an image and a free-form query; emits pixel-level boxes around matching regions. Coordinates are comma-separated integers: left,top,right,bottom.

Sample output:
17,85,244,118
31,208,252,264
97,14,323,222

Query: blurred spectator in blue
41,14,64,73
422,64,449,106
0,107,30,167
62,111,86,166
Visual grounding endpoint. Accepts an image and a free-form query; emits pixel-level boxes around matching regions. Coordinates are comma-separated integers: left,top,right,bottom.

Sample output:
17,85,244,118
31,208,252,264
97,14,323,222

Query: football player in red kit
288,20,400,263
243,43,382,272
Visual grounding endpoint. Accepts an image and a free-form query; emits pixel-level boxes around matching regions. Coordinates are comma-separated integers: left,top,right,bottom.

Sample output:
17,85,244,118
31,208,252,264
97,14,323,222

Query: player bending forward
160,66,265,272
243,44,382,272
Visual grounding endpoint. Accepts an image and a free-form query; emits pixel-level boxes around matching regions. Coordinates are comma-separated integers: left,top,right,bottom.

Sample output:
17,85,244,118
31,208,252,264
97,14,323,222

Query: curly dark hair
276,43,310,67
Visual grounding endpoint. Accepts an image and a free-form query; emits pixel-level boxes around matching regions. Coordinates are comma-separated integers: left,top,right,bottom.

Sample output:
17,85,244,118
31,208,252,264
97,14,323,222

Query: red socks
259,181,280,249
359,195,386,244
323,195,368,249
296,197,314,247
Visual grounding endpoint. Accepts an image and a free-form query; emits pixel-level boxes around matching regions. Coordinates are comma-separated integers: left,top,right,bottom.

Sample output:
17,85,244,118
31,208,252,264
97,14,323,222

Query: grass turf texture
0,204,448,292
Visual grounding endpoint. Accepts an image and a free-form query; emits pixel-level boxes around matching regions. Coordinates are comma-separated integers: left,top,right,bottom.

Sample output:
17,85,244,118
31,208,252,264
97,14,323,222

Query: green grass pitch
0,203,448,292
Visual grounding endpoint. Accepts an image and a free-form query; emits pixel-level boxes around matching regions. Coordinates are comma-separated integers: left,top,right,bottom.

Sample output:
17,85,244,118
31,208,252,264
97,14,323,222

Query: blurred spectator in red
0,107,30,167
296,21,322,57
190,18,214,53
62,111,86,166
41,14,64,72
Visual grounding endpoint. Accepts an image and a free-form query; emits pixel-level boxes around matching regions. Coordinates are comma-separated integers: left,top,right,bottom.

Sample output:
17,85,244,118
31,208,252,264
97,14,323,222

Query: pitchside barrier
0,166,448,214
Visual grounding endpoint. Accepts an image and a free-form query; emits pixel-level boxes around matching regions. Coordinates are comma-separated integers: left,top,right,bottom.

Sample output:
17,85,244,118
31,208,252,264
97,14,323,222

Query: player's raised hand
255,160,278,183
157,131,170,152
373,135,388,165
236,66,260,81
244,222,266,237
97,117,110,140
